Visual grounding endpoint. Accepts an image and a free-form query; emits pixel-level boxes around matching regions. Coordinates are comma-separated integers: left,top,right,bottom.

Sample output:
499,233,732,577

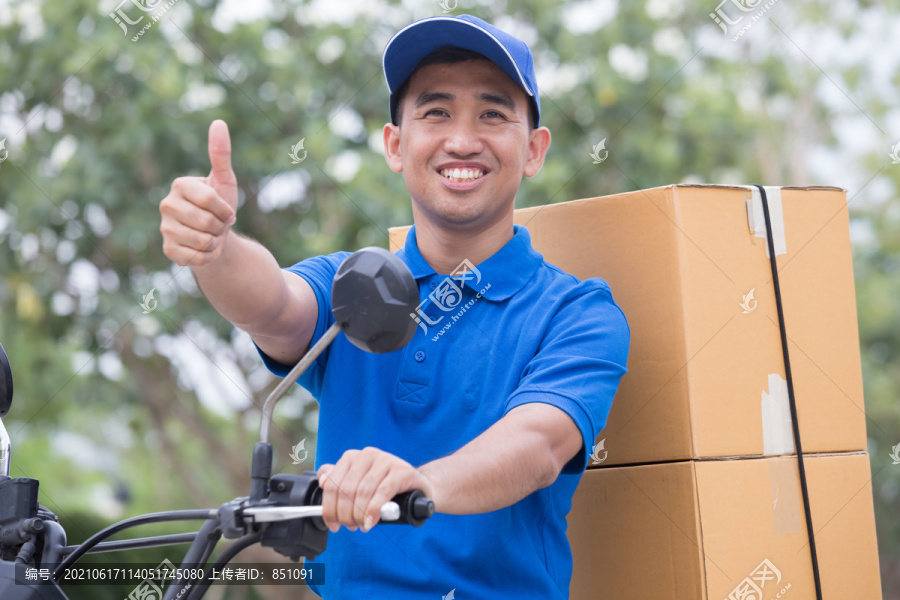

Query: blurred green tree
0,0,897,598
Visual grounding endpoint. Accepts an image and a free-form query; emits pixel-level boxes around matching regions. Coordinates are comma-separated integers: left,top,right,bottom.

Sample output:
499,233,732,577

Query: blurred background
0,0,898,598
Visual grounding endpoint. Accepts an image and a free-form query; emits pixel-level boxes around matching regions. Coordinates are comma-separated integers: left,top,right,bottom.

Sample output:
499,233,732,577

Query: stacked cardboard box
390,184,882,598
567,452,880,598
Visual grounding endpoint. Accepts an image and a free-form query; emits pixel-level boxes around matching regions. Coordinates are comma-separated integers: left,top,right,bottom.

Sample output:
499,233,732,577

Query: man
159,14,629,599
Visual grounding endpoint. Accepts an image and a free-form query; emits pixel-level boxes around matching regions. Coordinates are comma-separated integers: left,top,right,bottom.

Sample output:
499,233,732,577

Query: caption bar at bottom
15,561,325,586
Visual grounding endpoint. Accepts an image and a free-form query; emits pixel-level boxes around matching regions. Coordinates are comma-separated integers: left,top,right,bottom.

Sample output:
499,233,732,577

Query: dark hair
391,45,538,129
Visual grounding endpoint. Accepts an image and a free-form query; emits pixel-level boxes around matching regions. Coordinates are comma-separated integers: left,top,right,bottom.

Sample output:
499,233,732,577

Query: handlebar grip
381,490,435,527
308,478,434,528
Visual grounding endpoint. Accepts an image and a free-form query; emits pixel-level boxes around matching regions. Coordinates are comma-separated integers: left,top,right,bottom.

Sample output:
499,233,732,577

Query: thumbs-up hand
160,120,238,267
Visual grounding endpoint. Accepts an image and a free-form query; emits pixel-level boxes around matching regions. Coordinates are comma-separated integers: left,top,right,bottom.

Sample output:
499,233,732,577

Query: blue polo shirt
257,224,629,599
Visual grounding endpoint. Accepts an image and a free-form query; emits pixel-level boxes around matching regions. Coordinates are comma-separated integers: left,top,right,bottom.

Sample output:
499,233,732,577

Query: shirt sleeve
504,278,630,475
254,251,349,398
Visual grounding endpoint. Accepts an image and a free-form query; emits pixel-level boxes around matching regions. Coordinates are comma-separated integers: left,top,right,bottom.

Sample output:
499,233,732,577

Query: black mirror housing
331,247,419,354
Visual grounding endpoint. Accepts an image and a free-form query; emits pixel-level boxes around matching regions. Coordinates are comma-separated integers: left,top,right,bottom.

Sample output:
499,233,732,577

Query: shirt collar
396,224,543,302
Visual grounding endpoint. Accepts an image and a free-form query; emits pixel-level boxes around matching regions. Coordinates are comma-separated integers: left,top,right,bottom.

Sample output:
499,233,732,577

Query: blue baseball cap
382,14,540,127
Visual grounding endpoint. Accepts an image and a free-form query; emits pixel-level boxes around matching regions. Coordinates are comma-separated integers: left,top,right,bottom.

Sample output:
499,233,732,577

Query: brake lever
242,501,401,524
240,486,434,529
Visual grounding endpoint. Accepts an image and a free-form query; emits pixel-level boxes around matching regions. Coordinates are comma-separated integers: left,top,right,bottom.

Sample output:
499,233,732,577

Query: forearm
417,409,561,515
190,230,294,337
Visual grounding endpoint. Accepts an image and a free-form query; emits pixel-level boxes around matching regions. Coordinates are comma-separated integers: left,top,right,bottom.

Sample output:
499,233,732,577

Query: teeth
440,168,484,182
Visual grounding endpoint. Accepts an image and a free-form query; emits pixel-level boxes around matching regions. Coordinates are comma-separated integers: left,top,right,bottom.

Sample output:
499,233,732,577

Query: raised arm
159,120,317,366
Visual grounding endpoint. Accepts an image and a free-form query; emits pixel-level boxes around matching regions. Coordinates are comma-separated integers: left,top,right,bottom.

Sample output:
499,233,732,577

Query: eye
483,110,506,119
424,108,448,117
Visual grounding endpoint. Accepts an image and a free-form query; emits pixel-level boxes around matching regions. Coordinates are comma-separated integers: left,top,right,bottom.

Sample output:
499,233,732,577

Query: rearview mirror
331,247,419,354
0,342,12,477
0,342,12,419
257,247,419,448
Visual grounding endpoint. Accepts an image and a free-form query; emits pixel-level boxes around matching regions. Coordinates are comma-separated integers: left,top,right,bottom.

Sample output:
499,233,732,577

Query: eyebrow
415,92,454,107
477,92,516,112
414,91,518,112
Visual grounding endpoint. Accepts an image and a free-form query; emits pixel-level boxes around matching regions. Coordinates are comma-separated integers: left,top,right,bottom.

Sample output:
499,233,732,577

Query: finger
316,464,333,483
164,198,233,239
338,448,382,531
317,465,334,501
207,120,237,207
161,238,218,267
365,469,416,532
320,457,353,533
207,120,234,182
336,451,379,531
170,177,236,225
160,220,221,253
354,460,392,532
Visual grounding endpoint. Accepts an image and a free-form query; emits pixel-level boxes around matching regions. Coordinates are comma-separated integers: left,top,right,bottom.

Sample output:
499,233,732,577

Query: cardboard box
566,452,882,599
389,185,868,465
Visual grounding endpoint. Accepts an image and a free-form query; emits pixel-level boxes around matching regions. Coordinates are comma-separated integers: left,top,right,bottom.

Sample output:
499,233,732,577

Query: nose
443,117,484,156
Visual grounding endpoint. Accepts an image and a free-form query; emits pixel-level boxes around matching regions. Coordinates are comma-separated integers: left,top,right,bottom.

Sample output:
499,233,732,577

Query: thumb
207,119,237,209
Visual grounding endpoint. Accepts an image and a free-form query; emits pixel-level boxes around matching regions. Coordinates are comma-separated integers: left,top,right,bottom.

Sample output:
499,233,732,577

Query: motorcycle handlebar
242,488,435,526
50,486,433,580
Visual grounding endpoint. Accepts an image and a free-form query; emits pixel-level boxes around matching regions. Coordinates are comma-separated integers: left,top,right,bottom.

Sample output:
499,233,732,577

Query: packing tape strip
769,456,803,535
761,373,795,456
744,186,787,257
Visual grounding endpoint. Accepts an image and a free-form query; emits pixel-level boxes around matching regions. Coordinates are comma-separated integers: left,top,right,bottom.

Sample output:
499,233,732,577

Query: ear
523,126,551,178
383,123,403,173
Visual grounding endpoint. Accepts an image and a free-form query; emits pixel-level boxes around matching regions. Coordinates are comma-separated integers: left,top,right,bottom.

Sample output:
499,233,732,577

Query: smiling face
384,59,550,233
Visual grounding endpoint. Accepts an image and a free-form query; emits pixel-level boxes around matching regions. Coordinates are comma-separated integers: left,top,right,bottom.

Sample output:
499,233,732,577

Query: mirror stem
249,442,273,502
259,323,341,444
